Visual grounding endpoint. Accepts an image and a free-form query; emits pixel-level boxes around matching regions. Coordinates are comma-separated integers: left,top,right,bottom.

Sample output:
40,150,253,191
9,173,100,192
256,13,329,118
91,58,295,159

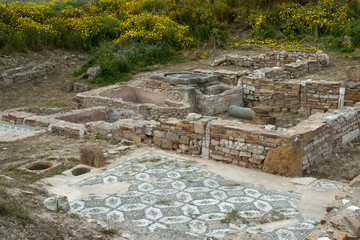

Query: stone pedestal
252,106,275,125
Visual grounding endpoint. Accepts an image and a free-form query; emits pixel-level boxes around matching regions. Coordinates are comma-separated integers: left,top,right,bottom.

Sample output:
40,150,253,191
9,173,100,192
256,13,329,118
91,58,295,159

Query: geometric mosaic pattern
70,153,317,239
313,180,343,189
0,121,38,133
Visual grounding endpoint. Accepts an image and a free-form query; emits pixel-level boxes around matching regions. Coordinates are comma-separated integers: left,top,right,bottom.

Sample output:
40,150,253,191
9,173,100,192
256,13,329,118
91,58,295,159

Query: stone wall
242,76,301,112
2,104,359,177
242,76,359,113
214,51,329,70
152,115,216,155
195,87,243,115
193,69,250,86
0,62,55,86
74,85,191,120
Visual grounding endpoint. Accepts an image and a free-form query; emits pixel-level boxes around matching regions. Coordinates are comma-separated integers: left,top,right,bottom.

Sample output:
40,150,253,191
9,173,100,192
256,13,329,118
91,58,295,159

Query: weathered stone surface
194,122,205,134
350,175,360,187
253,115,276,125
290,177,317,185
344,216,360,236
44,195,69,212
166,132,179,142
212,56,227,66
346,66,360,81
80,146,106,168
73,82,90,93
86,66,102,80
330,218,341,228
326,202,340,212
186,113,202,121
57,195,70,211
252,106,272,114
228,106,254,120
262,140,303,177
161,139,173,149
64,80,74,92
44,197,58,211
332,229,348,240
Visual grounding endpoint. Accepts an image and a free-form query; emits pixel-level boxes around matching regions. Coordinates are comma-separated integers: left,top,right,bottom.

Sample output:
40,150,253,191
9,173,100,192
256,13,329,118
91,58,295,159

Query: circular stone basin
71,167,91,176
28,162,53,171
151,71,218,84
19,161,62,174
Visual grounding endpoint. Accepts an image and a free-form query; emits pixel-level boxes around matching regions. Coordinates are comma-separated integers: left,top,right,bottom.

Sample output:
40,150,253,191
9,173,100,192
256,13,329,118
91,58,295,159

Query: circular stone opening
71,167,91,176
27,162,54,171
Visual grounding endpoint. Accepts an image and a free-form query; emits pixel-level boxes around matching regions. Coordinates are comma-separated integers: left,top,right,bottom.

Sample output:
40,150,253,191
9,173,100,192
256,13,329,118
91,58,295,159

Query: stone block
194,122,205,134
344,216,360,236
154,130,165,138
166,132,179,142
161,139,173,149
330,218,341,228
153,136,162,146
80,146,106,168
350,175,360,187
262,140,303,177
346,66,360,81
179,136,190,144
332,229,348,240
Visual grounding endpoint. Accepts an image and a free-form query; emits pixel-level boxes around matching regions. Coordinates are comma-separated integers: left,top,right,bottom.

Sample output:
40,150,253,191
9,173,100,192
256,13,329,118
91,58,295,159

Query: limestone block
332,230,348,240
262,140,303,177
166,132,179,142
44,195,70,212
162,139,173,149
350,175,360,187
86,66,102,81
344,216,360,236
194,122,205,134
346,66,360,81
80,146,106,168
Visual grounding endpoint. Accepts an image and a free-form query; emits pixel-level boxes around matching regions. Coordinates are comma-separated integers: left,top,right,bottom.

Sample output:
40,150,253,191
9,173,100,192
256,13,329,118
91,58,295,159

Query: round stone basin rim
18,161,63,175
151,71,218,85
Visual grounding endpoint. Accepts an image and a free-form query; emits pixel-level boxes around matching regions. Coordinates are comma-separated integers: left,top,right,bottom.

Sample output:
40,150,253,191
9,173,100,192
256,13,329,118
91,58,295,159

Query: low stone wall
2,104,359,177
193,69,250,86
214,51,329,70
74,85,191,120
0,62,55,86
152,115,216,155
242,76,359,113
195,87,243,115
242,76,301,112
209,121,288,167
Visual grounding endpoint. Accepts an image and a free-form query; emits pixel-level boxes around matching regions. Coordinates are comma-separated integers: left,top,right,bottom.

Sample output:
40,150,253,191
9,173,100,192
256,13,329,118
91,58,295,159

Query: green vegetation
0,201,31,223
220,209,240,224
0,0,359,85
6,166,15,171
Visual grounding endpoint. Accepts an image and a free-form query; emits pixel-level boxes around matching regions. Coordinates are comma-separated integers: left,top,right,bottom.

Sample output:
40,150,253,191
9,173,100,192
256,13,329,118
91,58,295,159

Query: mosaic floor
70,153,317,239
0,121,40,142
0,121,38,133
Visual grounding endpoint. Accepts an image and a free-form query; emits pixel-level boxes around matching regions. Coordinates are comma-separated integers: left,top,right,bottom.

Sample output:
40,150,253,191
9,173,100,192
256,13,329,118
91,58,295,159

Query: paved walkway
70,153,318,239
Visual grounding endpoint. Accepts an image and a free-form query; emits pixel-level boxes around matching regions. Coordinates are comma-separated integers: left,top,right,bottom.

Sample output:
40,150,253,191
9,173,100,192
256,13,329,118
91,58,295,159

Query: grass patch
74,41,189,87
0,201,31,223
69,157,79,162
220,209,240,224
6,166,15,171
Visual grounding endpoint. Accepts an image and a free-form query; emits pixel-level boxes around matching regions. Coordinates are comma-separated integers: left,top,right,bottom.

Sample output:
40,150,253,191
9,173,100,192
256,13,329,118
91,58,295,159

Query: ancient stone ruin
2,50,360,178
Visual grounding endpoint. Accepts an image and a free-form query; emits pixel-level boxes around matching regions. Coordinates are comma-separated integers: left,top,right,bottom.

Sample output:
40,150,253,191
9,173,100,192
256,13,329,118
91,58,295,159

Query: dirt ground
0,46,359,239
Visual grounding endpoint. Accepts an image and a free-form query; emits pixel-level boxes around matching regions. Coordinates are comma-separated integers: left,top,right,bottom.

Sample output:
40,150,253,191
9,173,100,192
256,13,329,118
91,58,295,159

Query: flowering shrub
247,0,357,47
